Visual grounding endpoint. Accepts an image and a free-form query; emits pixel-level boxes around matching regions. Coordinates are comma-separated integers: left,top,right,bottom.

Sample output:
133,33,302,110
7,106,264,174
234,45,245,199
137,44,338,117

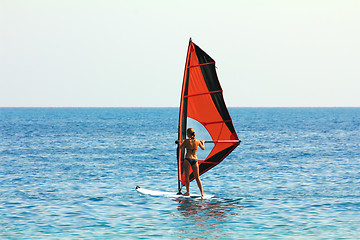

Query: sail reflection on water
173,198,244,239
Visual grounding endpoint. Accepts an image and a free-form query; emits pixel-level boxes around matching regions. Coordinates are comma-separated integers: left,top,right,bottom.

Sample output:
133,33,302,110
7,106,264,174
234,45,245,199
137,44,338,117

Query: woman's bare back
183,138,205,159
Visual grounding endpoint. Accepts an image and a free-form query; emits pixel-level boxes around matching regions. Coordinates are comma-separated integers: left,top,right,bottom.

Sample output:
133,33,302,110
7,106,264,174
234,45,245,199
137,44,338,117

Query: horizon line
1,106,359,108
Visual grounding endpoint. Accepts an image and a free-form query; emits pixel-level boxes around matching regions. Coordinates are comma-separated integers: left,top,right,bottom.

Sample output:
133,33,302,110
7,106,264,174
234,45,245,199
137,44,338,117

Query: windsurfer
179,128,205,197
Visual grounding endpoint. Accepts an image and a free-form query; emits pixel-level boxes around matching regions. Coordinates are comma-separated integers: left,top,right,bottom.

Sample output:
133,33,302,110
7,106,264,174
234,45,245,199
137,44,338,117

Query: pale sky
1,0,359,107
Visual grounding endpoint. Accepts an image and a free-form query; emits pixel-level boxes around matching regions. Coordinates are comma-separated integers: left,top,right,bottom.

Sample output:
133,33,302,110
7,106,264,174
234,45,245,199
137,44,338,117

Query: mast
177,38,192,193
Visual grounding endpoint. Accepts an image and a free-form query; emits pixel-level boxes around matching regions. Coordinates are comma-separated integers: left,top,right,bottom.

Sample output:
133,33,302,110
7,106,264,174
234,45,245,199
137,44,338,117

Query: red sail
177,39,240,191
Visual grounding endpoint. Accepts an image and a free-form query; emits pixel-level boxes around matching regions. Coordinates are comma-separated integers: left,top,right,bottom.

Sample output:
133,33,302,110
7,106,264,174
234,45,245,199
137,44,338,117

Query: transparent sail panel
186,117,213,160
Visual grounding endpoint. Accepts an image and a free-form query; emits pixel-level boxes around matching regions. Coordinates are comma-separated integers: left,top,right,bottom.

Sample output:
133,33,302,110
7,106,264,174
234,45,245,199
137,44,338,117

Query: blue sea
1,108,359,239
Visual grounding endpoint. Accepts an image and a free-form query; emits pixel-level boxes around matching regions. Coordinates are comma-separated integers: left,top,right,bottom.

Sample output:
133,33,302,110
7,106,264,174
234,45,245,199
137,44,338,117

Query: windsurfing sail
177,38,240,193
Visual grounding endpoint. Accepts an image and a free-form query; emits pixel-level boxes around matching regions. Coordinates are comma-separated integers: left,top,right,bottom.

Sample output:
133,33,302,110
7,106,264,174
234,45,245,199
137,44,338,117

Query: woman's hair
187,128,195,138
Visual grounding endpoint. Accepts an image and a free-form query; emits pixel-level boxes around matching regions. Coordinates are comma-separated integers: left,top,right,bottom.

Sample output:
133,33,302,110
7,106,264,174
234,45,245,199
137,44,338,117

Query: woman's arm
198,140,205,150
179,139,187,150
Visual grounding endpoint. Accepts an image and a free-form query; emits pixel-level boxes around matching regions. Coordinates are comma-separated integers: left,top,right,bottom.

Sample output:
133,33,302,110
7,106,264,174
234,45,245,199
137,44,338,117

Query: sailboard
176,38,240,193
135,186,213,199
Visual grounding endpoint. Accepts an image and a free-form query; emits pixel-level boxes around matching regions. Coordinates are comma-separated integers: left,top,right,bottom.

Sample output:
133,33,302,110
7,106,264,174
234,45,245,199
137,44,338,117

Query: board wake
135,186,213,199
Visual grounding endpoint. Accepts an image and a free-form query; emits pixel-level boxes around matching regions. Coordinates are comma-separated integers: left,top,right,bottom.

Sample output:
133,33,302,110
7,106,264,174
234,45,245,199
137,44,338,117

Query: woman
179,128,205,197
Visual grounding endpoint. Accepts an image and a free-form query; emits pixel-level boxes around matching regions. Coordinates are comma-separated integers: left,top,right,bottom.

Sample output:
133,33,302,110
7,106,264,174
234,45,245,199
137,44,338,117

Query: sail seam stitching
203,120,232,125
184,90,222,98
187,62,215,68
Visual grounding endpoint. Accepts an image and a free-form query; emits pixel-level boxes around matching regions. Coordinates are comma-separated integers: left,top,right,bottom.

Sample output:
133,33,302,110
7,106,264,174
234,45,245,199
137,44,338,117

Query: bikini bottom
185,158,198,166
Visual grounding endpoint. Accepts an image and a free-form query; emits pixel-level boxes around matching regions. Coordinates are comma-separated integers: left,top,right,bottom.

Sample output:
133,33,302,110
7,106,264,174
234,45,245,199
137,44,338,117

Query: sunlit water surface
1,108,359,239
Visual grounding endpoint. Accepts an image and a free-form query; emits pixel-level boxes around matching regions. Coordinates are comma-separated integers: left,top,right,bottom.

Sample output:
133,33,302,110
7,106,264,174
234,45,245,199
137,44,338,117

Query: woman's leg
191,163,204,197
183,160,191,196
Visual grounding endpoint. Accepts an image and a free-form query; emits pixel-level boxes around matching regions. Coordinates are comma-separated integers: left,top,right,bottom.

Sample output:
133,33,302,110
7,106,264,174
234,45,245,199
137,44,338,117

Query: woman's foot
183,192,190,196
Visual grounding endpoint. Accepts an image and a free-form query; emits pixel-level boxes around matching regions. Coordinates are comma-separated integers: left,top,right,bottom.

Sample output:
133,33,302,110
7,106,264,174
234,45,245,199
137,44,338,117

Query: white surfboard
135,186,213,199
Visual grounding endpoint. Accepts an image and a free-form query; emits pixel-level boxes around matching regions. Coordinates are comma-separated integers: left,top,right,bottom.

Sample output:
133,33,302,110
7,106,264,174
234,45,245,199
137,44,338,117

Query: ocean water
0,107,359,239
